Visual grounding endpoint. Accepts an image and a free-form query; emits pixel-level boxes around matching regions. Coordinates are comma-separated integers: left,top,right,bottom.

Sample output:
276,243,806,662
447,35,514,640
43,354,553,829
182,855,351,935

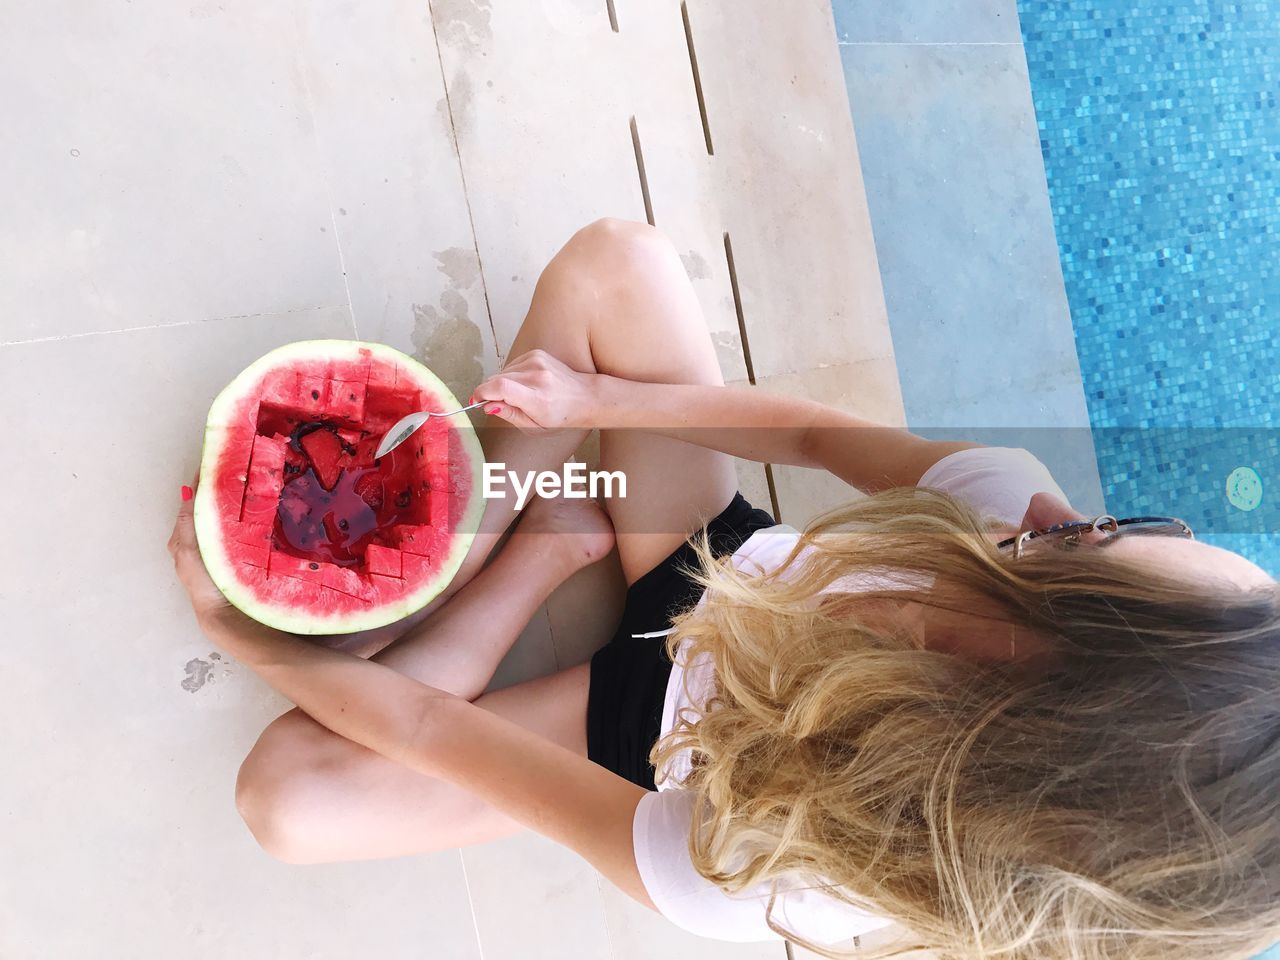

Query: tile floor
831,0,1105,515
1,0,901,957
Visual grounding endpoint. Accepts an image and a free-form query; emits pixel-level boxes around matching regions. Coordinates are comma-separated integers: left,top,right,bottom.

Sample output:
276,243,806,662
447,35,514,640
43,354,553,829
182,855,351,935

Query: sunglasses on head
996,515,1194,559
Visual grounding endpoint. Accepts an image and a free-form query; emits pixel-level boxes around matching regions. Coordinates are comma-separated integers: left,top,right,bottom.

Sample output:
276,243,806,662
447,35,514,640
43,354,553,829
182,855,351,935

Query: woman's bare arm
203,611,654,907
591,377,980,492
473,350,981,493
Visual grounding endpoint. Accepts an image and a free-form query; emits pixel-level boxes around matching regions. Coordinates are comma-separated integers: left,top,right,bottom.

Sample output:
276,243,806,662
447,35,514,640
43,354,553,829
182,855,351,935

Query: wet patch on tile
410,246,489,398
412,311,485,401
446,71,477,142
434,246,482,289
432,0,493,53
180,656,215,693
680,250,710,280
711,329,745,379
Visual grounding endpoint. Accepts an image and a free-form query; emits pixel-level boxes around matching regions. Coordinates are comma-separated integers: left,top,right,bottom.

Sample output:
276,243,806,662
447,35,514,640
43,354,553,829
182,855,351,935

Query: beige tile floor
1,1,906,957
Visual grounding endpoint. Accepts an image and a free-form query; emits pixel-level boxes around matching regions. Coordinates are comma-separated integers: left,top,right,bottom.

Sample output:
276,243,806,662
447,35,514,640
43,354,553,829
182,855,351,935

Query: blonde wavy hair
652,487,1280,960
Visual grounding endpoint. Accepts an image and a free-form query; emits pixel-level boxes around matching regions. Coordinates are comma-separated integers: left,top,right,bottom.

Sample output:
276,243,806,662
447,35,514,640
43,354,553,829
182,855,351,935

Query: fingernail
468,394,476,404
181,485,194,502
485,405,501,415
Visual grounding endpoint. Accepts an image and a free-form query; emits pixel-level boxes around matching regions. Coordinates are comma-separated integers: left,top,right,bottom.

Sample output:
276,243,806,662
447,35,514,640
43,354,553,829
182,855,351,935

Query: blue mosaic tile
1017,0,1280,575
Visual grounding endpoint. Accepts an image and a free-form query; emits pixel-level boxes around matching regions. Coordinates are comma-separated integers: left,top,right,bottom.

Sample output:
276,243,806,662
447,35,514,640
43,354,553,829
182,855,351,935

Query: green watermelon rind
193,339,486,635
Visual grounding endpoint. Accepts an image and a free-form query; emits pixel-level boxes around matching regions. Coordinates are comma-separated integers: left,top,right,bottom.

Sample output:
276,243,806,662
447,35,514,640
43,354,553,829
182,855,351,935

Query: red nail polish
181,485,194,502
485,405,501,415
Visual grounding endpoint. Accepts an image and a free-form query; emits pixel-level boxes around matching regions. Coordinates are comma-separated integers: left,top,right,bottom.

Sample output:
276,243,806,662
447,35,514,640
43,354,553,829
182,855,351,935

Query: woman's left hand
168,476,400,657
168,476,259,637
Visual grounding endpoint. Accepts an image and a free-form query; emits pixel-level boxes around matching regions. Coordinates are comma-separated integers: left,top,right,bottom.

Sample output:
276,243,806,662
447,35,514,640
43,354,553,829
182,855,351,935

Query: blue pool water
1017,0,1280,575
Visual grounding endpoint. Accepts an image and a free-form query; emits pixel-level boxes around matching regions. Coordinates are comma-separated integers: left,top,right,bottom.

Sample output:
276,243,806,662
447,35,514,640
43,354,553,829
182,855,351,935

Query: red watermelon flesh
194,341,484,634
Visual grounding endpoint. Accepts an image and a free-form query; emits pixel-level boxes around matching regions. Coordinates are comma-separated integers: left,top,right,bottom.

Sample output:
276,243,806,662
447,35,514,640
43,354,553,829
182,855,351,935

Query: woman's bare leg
237,219,741,861
498,218,738,583
236,496,613,862
334,218,735,656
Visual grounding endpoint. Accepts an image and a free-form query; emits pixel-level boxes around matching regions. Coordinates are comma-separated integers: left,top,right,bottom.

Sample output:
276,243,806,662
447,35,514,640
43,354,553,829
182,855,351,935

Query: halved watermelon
193,340,485,634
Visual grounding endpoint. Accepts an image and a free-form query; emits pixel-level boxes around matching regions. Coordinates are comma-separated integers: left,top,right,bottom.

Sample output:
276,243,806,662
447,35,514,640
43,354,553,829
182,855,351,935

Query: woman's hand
168,477,234,627
471,349,599,433
169,476,420,658
168,476,283,646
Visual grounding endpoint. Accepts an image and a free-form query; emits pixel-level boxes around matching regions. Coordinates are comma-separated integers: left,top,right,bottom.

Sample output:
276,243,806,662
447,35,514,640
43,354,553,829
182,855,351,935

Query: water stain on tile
435,96,456,146
412,309,484,400
712,329,745,373
410,246,486,395
681,250,710,280
434,246,481,289
447,72,475,142
432,0,492,53
181,657,214,693
540,0,606,35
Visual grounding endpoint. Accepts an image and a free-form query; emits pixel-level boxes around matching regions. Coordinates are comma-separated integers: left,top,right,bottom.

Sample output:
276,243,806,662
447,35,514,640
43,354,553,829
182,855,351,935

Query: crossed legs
235,219,738,862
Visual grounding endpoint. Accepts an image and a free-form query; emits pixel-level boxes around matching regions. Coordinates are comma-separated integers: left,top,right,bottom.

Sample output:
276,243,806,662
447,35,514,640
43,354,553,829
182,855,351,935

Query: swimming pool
1017,0,1279,576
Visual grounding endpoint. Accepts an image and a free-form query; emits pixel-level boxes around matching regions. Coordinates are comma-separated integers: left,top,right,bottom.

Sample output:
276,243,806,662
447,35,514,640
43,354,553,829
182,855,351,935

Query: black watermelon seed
338,519,349,531
308,562,319,570
311,390,320,400
396,490,412,509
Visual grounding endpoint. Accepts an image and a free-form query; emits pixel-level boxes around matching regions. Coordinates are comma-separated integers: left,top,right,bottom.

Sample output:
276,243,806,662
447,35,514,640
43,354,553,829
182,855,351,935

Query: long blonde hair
652,487,1280,960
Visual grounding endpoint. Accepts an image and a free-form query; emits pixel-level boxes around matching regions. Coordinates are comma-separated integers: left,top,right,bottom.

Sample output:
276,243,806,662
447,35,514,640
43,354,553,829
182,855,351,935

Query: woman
170,219,1280,959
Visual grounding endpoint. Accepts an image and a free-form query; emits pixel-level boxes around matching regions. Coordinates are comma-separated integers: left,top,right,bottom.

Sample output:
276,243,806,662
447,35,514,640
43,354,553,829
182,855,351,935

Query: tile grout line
629,116,655,226
723,231,783,523
289,27,358,336
458,849,488,960
427,0,501,364
593,872,620,960
681,1,714,155
329,207,357,338
0,306,352,347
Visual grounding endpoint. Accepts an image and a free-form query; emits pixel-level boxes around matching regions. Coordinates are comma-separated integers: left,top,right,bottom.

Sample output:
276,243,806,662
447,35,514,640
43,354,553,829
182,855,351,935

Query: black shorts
585,492,777,790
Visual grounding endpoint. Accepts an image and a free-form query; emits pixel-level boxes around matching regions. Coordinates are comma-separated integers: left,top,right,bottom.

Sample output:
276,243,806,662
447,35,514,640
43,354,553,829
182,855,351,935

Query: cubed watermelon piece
297,376,330,416
401,552,437,585
363,543,403,578
257,371,301,408
323,564,375,603
328,380,366,423
332,351,372,385
232,522,273,568
269,552,329,585
299,428,345,491
241,434,288,525
365,358,399,388
395,524,437,557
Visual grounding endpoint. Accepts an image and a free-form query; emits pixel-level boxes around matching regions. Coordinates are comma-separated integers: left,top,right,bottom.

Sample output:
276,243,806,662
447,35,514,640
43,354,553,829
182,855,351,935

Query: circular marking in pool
1225,467,1263,512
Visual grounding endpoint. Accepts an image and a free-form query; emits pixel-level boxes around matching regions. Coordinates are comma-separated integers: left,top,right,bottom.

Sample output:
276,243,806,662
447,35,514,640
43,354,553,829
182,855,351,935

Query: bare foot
512,494,616,574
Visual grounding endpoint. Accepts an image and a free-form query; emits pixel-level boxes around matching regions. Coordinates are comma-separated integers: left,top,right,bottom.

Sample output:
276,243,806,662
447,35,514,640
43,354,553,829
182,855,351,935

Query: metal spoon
374,401,486,459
